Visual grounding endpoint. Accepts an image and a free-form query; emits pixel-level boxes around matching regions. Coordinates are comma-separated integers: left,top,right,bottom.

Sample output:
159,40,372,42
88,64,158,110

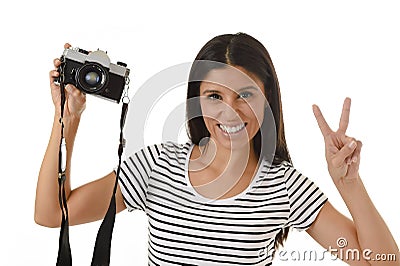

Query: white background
1,0,399,265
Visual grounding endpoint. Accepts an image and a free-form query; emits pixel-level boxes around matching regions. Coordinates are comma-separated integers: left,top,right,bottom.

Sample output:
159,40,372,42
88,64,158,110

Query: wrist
335,174,361,193
53,110,82,123
52,113,81,139
334,171,360,184
335,175,370,208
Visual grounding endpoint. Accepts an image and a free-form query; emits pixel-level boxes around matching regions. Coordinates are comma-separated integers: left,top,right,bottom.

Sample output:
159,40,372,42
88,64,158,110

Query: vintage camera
55,47,130,103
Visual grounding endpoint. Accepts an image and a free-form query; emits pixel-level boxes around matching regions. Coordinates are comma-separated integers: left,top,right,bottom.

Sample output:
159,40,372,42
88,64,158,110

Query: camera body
55,47,130,103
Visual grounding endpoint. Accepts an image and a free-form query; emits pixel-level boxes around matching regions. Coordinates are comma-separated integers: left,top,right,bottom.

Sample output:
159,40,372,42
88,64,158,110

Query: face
199,65,267,151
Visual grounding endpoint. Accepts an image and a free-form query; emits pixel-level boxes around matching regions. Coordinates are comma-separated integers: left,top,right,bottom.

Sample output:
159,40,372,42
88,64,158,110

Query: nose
219,100,242,122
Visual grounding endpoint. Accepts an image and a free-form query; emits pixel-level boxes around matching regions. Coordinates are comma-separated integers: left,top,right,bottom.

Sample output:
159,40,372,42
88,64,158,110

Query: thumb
65,84,81,97
332,139,357,168
65,84,74,93
346,140,362,179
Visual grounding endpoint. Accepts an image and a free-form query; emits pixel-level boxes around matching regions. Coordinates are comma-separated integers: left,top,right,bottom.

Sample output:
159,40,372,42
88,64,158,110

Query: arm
307,201,370,265
307,98,399,265
34,45,126,227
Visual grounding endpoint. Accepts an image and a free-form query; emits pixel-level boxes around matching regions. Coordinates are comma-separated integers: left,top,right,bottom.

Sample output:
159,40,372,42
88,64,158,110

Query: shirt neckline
183,141,265,204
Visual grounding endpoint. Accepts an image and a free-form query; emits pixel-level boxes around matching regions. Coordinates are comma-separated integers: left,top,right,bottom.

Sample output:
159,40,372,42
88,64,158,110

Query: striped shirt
118,141,328,265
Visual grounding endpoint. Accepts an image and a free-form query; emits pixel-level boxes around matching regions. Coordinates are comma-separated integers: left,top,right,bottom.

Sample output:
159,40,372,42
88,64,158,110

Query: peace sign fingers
312,104,332,138
313,97,352,138
312,97,361,181
338,97,351,134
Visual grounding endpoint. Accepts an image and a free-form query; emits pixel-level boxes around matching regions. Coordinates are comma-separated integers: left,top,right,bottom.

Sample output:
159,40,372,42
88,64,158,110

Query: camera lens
84,71,101,86
76,63,108,94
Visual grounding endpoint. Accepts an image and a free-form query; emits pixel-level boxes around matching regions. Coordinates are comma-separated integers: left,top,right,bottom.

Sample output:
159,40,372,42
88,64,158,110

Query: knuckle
357,140,363,148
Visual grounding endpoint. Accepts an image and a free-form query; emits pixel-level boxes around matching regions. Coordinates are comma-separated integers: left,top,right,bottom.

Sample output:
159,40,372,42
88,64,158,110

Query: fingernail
348,140,356,149
352,156,357,163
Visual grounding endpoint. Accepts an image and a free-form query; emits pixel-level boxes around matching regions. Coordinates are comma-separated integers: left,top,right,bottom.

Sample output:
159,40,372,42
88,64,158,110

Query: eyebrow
202,86,259,95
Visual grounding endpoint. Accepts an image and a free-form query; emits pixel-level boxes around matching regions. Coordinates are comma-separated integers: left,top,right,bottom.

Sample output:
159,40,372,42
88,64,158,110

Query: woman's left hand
312,97,362,184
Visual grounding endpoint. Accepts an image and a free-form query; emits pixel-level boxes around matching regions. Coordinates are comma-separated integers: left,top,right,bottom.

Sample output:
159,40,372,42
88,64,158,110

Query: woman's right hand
49,43,86,119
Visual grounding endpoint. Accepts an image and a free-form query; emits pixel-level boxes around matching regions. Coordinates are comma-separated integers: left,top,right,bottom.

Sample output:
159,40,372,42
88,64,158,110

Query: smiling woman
199,66,267,150
35,32,399,266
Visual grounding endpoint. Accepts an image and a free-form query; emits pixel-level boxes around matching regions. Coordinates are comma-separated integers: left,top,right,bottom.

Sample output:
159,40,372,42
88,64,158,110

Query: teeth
219,123,245,134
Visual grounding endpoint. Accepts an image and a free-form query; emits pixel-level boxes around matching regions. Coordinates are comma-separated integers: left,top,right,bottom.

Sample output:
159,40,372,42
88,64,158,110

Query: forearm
35,114,80,227
336,176,399,264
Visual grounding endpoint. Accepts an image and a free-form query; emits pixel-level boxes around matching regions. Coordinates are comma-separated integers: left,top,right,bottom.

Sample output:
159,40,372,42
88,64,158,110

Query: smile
218,123,247,134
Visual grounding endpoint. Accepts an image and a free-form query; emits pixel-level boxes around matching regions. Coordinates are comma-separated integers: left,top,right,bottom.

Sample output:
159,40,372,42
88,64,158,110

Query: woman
35,33,399,265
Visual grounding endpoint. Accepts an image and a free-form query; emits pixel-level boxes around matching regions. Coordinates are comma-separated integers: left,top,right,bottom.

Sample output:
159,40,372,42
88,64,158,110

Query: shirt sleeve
284,164,328,231
118,143,163,212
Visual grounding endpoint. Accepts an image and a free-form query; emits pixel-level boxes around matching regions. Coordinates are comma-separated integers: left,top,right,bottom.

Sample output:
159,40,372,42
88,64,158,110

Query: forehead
200,66,264,93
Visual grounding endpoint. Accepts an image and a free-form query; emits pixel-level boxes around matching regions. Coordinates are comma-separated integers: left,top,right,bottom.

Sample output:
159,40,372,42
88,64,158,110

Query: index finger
338,97,351,133
64,43,71,49
312,104,332,137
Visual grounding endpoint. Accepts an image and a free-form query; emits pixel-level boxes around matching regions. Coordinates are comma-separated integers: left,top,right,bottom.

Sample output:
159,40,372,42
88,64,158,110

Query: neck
197,138,259,174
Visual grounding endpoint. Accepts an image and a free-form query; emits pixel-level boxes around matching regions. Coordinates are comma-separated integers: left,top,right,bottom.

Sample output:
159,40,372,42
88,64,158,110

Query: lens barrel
76,63,108,93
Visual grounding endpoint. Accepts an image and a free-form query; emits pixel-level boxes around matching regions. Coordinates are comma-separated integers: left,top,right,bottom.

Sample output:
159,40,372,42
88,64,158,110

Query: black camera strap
56,63,72,266
90,101,128,266
56,62,130,266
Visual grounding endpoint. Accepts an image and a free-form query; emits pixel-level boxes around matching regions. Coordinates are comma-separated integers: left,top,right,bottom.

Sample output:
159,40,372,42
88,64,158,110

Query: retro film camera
55,47,130,103
54,47,131,265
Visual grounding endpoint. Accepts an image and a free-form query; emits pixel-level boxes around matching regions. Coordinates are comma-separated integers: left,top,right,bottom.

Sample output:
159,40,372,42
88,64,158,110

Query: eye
239,91,253,99
207,93,222,101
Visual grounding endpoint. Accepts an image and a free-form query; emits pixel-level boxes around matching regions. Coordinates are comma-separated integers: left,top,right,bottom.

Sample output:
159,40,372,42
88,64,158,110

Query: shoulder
122,140,192,174
156,140,191,157
266,160,306,186
127,140,191,158
267,160,295,177
145,140,193,163
161,140,192,153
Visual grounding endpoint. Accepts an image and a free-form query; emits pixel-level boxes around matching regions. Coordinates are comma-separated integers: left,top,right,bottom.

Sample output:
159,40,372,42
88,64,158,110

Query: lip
218,122,246,127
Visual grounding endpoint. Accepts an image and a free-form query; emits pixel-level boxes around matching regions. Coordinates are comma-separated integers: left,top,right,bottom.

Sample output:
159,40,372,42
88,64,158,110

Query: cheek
200,101,215,125
202,117,217,135
202,116,212,125
200,101,220,120
244,102,265,125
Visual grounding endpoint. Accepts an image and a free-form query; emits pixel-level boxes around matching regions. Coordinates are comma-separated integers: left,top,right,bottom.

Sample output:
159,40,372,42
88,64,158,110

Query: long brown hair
186,33,291,249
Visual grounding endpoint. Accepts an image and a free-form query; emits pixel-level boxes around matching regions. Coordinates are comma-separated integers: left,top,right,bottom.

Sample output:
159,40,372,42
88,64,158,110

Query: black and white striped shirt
118,141,327,265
